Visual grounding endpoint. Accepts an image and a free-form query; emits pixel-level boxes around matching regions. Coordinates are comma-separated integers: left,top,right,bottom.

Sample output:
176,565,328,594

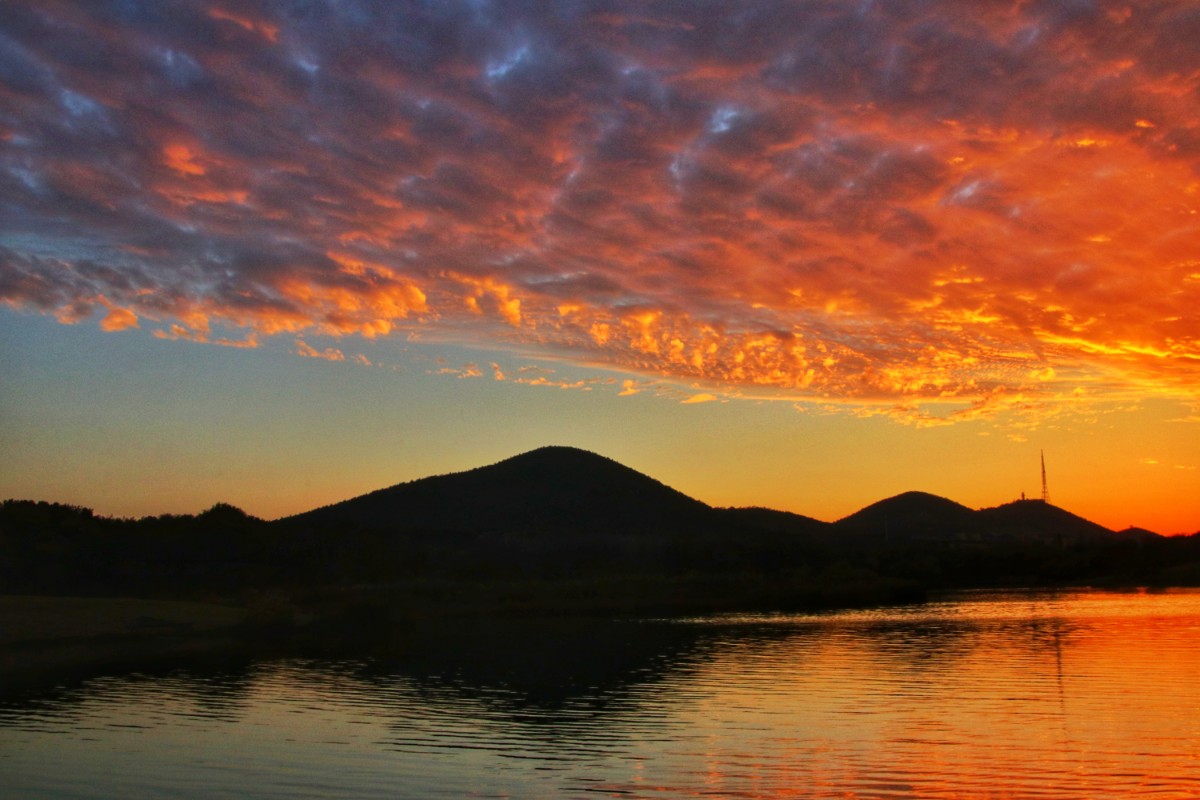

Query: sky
1,0,1197,534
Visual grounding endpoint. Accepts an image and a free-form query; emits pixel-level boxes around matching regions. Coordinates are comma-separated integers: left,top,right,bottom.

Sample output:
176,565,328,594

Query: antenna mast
1041,450,1049,503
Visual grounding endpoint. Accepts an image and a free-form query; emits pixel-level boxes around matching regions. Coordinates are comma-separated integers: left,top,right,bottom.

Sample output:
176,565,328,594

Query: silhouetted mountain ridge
834,491,977,541
7,447,1197,607
714,506,829,537
285,446,713,536
283,446,1161,546
975,499,1115,544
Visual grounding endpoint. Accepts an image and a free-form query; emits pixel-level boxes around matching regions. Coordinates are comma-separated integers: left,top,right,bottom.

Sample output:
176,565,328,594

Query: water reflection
3,590,1200,799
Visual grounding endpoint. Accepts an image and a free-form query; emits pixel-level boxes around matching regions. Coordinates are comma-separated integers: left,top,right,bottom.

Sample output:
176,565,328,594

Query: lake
3,589,1200,799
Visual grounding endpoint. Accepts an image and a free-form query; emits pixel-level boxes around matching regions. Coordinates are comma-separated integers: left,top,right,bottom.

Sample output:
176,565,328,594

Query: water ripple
3,590,1200,798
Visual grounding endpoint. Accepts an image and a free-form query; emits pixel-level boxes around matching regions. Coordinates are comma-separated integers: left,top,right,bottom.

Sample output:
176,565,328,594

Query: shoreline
4,581,1185,692
0,578,920,686
0,596,253,691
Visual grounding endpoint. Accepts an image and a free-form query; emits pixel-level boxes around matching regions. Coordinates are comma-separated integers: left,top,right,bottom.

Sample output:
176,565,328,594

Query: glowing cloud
2,1,1198,423
98,305,139,332
681,393,719,405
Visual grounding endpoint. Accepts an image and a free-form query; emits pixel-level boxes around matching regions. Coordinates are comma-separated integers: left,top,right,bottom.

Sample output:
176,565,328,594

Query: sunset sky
1,1,1197,533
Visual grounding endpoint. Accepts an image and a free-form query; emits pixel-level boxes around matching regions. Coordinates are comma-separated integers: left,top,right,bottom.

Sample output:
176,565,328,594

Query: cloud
512,376,591,391
207,8,279,43
213,333,259,349
681,393,718,405
98,304,138,332
432,362,483,379
2,1,1198,420
295,340,344,362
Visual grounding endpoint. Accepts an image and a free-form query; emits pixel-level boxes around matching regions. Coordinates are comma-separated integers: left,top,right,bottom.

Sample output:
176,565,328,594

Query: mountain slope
834,491,977,542
284,446,714,535
715,506,831,537
975,499,1116,544
286,451,1132,549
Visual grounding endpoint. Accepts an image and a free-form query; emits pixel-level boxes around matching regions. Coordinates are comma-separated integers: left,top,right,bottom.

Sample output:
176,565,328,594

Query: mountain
8,447,1194,606
833,491,977,542
284,446,714,536
715,506,831,538
285,450,1139,550
830,491,1127,546
1116,526,1165,542
975,499,1120,545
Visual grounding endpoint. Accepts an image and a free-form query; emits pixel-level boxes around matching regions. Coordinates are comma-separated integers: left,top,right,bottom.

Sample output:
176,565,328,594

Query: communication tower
1040,449,1049,503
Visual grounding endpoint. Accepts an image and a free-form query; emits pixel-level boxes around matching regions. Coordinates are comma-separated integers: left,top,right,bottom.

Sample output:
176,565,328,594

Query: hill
284,446,712,535
975,499,1117,545
714,506,830,538
834,491,977,542
831,492,1130,547
279,446,778,585
4,447,1196,613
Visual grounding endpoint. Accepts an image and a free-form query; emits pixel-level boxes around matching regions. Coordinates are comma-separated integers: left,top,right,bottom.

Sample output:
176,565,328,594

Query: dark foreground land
3,447,1198,683
0,595,247,685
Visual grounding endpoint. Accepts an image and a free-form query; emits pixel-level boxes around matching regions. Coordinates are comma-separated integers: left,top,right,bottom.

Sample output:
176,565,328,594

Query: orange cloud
511,375,591,390
162,144,206,176
213,333,259,349
618,379,642,397
295,340,345,361
2,1,1198,424
450,274,523,328
99,306,139,332
208,8,279,42
681,393,718,405
152,325,259,349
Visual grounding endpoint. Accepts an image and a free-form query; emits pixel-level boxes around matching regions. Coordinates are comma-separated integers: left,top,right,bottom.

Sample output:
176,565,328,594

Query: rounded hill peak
834,490,974,541
290,445,710,534
495,445,615,467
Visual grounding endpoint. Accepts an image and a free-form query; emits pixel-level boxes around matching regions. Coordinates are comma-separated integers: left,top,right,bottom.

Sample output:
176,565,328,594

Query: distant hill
831,492,1132,546
280,446,833,583
975,499,1117,545
834,491,977,542
284,446,713,536
1116,526,1167,542
284,448,1154,550
5,446,1196,607
714,506,830,538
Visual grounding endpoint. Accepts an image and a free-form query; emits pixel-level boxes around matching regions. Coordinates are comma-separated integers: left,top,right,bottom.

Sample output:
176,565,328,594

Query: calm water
3,589,1200,799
